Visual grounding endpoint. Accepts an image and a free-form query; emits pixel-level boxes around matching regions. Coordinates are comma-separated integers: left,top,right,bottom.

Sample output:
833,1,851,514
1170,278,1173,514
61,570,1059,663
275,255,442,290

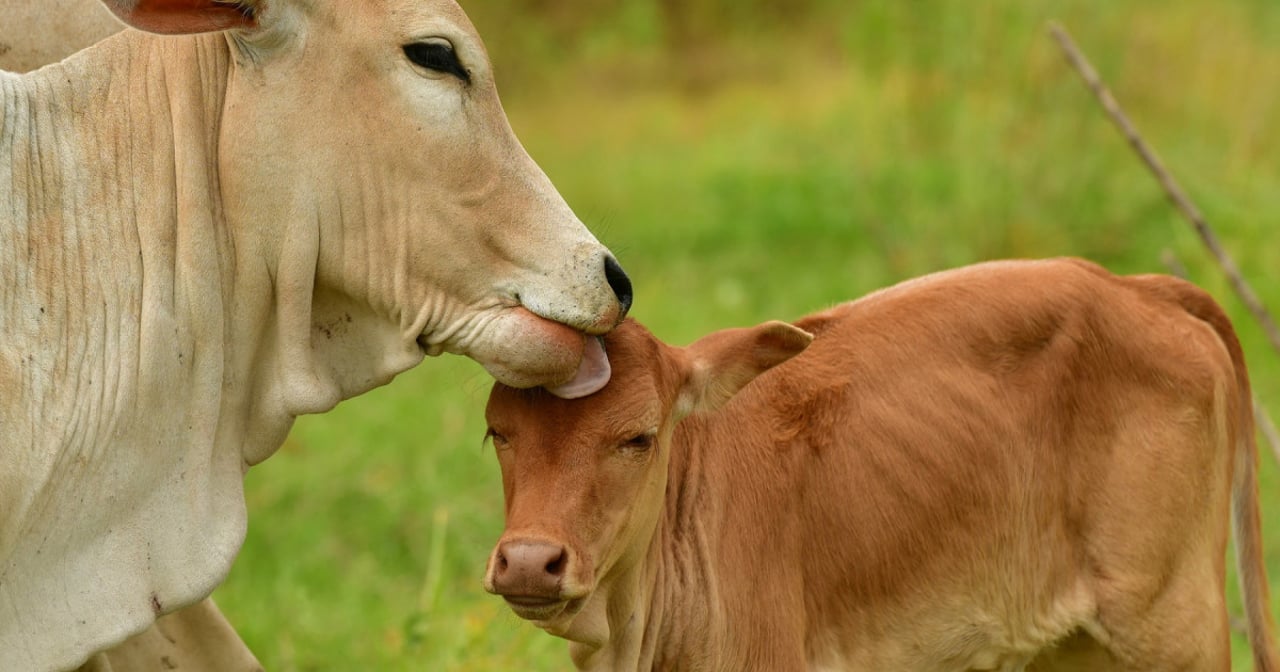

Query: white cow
0,0,124,73
0,1,632,670
1,7,259,671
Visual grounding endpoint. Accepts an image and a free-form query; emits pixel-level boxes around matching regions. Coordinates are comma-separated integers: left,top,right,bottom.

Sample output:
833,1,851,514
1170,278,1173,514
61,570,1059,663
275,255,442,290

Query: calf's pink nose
491,540,568,599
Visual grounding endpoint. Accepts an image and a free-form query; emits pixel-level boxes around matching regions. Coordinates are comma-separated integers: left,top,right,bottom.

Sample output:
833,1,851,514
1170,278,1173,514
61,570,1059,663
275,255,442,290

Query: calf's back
691,259,1258,669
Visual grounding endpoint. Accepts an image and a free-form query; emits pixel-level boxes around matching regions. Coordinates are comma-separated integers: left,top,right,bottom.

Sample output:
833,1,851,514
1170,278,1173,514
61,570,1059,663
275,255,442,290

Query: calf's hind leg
1086,548,1232,671
1077,387,1234,670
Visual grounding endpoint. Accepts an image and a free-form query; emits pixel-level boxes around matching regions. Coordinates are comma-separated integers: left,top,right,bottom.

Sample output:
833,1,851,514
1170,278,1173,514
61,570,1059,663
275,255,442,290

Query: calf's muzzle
488,539,570,604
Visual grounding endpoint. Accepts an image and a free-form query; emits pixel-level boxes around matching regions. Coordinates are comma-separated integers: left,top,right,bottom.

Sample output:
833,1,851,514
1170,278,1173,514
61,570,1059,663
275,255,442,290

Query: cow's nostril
497,551,508,571
604,255,633,318
545,549,566,577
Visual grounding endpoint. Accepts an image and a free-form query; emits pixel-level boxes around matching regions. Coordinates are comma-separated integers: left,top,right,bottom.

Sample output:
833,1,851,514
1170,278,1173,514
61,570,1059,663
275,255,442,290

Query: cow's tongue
545,335,610,399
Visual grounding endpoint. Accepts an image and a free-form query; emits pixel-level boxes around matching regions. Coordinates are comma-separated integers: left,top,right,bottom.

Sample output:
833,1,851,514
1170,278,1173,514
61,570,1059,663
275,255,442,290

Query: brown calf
483,258,1278,671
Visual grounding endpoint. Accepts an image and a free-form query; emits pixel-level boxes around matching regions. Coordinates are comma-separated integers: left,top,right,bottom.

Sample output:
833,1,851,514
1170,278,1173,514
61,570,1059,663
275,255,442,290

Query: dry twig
1049,22,1280,359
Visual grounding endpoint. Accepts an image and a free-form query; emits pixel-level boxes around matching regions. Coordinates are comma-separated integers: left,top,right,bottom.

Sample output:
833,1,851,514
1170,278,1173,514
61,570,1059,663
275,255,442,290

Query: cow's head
99,0,631,410
482,319,812,645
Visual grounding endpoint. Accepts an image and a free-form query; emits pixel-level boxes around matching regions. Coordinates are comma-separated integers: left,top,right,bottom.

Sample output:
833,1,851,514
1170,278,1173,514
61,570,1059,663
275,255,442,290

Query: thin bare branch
1255,399,1280,469
1050,22,1280,360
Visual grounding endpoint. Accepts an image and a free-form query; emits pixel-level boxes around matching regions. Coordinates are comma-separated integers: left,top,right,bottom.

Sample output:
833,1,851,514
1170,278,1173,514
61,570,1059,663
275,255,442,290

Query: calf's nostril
604,255,633,317
544,549,566,577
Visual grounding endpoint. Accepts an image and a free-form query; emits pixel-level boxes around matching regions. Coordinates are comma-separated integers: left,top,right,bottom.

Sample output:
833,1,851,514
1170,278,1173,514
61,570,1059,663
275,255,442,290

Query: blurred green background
214,0,1280,669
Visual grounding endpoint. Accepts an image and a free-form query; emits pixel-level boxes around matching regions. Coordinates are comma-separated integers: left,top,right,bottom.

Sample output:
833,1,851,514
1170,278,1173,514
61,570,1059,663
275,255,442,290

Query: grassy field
213,1,1280,669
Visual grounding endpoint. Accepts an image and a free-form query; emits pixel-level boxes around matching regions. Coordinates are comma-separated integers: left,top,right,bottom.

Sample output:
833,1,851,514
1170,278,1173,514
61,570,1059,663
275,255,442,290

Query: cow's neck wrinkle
2,30,239,427
0,31,257,672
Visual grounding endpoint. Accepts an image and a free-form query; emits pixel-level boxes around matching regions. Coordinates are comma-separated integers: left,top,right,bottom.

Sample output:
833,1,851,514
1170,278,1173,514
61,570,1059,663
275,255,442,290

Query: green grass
213,1,1280,669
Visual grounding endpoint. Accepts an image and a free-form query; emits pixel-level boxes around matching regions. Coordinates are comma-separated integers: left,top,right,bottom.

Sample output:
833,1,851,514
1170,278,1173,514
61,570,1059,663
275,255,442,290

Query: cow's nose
604,255,633,319
491,540,568,600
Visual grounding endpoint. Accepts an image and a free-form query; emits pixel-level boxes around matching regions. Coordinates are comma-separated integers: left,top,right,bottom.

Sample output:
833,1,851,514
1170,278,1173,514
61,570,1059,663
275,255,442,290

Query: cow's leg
75,598,263,672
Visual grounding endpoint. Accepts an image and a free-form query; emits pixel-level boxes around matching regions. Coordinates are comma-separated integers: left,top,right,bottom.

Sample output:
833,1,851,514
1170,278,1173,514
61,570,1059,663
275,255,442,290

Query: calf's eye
403,41,470,83
485,428,509,449
621,433,654,452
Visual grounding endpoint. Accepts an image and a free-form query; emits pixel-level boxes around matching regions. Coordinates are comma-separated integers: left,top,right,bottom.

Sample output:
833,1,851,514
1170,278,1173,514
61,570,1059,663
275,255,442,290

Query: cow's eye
403,41,470,83
620,433,654,452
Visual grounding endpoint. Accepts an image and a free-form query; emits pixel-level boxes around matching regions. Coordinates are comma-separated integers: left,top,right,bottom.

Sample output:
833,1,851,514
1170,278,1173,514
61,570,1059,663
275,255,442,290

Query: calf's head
483,319,812,636
99,0,631,405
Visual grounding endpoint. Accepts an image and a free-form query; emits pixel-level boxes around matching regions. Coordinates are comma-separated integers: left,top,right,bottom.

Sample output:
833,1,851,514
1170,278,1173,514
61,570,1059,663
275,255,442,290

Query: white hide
0,0,124,73
0,1,628,670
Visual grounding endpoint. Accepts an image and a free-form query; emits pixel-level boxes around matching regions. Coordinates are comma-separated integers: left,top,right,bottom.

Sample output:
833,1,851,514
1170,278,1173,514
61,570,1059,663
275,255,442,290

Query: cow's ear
99,0,257,34
677,321,813,417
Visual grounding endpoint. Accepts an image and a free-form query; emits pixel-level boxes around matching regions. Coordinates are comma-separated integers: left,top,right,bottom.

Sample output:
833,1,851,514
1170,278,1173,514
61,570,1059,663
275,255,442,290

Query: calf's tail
1228,347,1280,672
1166,278,1279,671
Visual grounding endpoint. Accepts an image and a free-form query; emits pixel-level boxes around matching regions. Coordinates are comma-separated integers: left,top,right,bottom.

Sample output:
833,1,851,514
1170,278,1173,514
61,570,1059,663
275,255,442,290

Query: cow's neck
1,31,237,428
0,32,258,672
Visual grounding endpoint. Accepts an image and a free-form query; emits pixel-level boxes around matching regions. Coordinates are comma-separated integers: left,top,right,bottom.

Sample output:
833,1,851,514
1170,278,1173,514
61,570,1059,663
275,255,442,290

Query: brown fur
485,258,1278,671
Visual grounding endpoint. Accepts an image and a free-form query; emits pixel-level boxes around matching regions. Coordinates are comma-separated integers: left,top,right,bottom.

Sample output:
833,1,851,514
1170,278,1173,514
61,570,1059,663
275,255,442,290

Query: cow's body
484,258,1278,671
2,2,630,669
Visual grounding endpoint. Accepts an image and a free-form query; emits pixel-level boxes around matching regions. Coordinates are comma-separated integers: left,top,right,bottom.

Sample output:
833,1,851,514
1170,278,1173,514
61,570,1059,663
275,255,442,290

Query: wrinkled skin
0,1,630,669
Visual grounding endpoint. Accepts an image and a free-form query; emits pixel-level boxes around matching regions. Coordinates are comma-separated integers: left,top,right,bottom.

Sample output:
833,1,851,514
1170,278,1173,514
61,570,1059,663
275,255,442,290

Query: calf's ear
99,0,257,34
677,321,813,417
